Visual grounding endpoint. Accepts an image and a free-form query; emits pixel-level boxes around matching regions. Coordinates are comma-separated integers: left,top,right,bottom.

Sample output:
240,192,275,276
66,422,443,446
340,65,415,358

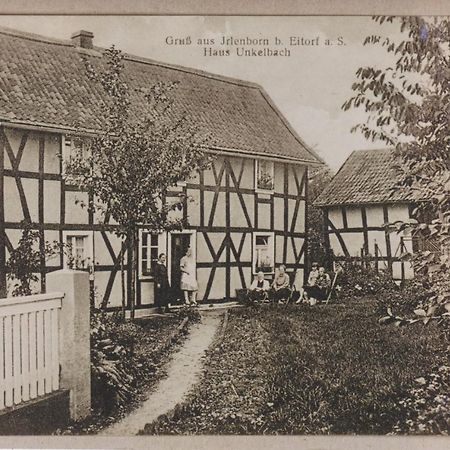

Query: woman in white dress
180,246,198,306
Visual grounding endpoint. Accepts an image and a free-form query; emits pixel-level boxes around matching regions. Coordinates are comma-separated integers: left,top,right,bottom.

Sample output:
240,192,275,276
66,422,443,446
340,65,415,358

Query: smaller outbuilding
314,148,418,281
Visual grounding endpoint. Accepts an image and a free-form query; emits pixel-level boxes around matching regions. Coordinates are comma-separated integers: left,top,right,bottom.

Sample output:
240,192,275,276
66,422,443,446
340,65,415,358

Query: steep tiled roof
314,149,414,206
0,27,322,164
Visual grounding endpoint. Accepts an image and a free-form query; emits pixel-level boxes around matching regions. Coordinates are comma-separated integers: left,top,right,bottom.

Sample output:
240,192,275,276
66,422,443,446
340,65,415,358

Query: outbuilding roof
0,26,322,165
314,148,414,207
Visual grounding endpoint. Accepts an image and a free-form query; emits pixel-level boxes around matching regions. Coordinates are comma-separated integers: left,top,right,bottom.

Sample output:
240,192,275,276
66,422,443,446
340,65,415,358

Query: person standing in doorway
180,246,198,306
153,253,171,313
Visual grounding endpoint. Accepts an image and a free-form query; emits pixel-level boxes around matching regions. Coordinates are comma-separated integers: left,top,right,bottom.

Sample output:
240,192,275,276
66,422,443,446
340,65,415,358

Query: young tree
67,47,211,318
6,220,63,297
343,16,450,323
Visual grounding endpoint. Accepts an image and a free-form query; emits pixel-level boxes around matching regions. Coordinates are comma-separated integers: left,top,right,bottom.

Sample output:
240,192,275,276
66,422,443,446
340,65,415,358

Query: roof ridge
0,25,263,91
352,147,394,153
122,54,262,90
0,25,73,47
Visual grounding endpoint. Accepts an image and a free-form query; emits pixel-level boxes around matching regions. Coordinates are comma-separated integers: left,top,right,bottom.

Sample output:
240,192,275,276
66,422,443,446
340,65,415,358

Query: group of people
301,262,332,303
248,264,291,303
153,246,198,313
154,245,332,311
248,262,332,304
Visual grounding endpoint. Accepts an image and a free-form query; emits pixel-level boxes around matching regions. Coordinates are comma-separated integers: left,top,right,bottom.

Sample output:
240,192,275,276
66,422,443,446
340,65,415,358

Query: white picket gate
0,292,64,410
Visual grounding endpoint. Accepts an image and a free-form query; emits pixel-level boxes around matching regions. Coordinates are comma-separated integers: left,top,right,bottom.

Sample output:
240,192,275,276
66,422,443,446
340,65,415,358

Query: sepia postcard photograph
0,1,448,448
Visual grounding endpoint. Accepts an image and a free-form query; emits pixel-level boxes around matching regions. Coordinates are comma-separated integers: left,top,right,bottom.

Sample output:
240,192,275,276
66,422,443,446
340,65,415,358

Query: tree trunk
127,228,137,321
121,237,126,320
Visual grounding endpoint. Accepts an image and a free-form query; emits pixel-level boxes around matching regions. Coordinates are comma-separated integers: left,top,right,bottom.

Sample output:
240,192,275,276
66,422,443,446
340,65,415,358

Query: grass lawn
144,297,447,435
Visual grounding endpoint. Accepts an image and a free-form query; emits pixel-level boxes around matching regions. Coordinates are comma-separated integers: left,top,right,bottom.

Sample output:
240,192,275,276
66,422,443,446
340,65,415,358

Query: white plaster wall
328,208,344,229
346,206,363,228
365,205,385,227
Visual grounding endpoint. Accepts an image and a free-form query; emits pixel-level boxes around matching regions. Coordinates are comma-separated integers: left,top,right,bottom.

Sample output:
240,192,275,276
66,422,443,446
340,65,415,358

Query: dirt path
101,309,223,436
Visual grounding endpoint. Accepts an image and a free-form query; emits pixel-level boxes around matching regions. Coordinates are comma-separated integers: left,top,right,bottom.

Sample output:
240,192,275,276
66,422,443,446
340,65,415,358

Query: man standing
153,253,171,313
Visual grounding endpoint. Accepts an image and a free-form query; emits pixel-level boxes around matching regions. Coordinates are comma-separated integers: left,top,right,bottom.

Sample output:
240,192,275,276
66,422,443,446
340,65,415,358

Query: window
63,231,93,270
62,135,87,182
139,230,166,279
255,159,274,192
252,232,275,274
140,231,159,277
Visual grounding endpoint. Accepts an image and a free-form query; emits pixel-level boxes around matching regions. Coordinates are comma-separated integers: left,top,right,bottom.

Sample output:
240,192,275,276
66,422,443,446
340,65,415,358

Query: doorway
169,232,195,302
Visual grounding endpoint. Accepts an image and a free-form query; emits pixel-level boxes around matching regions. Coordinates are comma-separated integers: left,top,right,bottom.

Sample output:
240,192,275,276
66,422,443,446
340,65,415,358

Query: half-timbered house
0,27,322,309
315,149,415,281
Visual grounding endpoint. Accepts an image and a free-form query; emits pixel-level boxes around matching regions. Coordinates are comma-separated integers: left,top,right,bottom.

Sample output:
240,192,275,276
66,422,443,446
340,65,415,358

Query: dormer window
255,159,274,193
62,135,87,183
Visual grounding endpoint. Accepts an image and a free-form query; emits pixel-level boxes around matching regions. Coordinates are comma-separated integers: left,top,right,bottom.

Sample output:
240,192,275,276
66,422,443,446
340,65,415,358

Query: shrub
336,259,398,299
334,259,436,318
90,309,192,413
90,311,147,412
375,276,433,318
5,220,63,296
6,222,41,296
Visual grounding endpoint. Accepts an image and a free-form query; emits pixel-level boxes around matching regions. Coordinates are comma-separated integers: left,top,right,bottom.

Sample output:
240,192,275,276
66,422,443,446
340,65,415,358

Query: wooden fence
357,237,409,283
0,292,64,410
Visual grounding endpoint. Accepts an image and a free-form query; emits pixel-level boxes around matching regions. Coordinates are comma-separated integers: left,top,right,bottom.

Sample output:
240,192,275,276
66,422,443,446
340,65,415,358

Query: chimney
71,30,94,49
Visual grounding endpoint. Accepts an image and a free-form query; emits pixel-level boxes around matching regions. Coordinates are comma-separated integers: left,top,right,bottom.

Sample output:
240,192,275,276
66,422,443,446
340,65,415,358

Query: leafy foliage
336,259,398,298
343,16,450,325
375,276,432,318
143,300,446,434
393,365,450,434
90,309,195,414
5,220,64,296
307,166,333,269
66,46,211,313
90,312,141,411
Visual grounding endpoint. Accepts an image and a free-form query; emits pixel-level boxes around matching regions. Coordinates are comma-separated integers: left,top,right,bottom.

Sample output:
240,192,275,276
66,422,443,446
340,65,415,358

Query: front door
170,233,192,302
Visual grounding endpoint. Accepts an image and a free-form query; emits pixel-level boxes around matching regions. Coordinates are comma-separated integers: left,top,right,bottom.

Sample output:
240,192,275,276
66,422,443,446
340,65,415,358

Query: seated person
304,266,331,302
302,262,319,302
269,264,290,303
315,266,331,301
248,271,270,302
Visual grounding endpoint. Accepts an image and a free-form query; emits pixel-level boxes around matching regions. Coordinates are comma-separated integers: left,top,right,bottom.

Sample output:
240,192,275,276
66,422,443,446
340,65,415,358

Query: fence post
400,237,406,286
46,269,91,421
374,242,379,272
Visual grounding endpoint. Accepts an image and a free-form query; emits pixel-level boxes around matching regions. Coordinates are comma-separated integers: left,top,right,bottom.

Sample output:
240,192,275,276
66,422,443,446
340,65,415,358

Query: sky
0,15,402,170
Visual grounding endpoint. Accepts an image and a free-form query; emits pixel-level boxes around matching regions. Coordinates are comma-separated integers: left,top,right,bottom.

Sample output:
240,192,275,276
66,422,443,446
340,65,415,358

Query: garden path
100,309,223,435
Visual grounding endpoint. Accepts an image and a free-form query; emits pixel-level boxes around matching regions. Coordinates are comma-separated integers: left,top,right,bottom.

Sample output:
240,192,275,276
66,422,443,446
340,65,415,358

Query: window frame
254,159,275,194
138,229,167,280
252,231,275,275
62,230,94,271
